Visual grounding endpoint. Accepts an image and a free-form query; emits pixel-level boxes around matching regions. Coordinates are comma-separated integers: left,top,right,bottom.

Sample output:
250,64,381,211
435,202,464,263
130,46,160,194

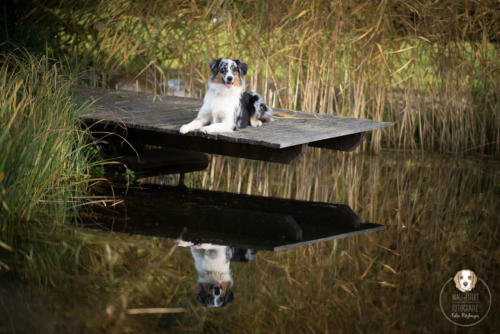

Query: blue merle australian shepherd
179,58,272,134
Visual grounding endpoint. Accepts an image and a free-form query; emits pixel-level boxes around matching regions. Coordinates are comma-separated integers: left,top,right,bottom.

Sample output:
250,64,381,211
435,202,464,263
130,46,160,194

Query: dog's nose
226,76,233,82
214,287,221,295
463,282,468,286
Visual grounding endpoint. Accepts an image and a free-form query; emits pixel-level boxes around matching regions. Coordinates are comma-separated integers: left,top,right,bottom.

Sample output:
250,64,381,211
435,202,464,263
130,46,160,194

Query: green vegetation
0,54,98,282
0,57,187,334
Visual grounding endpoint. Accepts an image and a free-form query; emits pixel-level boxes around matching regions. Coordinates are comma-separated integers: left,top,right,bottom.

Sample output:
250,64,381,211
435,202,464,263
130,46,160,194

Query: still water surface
1,149,498,333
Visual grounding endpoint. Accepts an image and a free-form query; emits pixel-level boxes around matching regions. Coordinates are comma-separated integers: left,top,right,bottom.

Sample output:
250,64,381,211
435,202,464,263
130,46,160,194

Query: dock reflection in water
88,184,383,251
87,181,383,308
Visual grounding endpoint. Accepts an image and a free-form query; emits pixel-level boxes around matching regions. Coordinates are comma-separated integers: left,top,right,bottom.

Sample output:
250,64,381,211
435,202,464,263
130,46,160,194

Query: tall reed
0,54,97,282
14,0,499,154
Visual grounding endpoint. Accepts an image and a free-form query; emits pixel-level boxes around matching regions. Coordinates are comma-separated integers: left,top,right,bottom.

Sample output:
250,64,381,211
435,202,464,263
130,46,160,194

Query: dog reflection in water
176,240,256,307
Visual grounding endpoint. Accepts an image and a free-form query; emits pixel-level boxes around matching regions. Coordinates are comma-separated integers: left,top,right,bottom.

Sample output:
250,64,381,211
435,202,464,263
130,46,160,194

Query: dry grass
14,0,500,154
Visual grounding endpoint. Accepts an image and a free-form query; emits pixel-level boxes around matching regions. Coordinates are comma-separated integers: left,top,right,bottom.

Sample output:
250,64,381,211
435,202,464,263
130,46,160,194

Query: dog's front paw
251,120,262,127
179,124,190,134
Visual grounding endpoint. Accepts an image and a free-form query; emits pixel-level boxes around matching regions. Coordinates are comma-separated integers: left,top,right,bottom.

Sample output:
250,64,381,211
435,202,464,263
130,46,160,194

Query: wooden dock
85,184,384,251
76,87,391,163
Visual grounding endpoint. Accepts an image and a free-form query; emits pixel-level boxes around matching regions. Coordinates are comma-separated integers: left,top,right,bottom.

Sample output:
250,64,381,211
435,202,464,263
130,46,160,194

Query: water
1,149,498,332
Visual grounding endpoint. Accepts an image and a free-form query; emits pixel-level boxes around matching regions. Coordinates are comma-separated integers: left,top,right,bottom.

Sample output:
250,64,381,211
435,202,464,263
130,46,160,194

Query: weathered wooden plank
75,87,391,150
88,121,307,163
83,185,383,251
124,127,307,164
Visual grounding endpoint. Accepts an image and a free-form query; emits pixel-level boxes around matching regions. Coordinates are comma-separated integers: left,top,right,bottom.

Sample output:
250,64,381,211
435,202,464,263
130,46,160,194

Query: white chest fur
190,245,231,283
191,245,229,271
203,84,243,123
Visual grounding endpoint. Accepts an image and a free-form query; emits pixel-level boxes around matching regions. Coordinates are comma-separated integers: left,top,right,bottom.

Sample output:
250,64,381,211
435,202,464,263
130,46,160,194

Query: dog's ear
222,290,234,306
470,271,478,289
250,94,259,104
234,60,248,76
453,271,461,288
209,58,222,76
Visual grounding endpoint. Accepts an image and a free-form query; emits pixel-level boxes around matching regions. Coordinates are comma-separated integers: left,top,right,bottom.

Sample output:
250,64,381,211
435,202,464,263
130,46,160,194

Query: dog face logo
454,269,478,293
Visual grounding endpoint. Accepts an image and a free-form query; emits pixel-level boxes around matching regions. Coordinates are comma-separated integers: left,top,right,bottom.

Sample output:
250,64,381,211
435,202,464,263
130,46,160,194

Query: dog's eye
468,276,471,279
231,66,237,72
459,276,463,279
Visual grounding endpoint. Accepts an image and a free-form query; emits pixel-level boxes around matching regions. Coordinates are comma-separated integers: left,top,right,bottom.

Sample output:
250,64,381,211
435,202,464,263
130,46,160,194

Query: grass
0,53,103,283
9,0,499,154
0,53,189,332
